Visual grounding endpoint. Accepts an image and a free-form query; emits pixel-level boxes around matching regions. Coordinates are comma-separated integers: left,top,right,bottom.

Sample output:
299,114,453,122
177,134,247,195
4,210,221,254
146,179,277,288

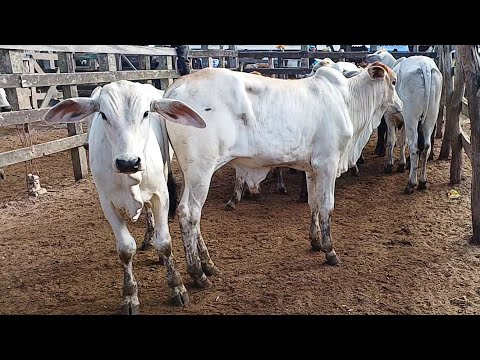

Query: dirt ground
1,118,479,315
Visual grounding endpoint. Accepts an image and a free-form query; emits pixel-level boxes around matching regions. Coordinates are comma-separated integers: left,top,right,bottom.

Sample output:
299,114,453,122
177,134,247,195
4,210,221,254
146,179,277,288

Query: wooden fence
0,44,243,184
0,44,439,186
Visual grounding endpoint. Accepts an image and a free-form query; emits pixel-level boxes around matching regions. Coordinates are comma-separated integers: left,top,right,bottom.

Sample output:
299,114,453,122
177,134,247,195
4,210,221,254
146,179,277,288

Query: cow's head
363,49,397,68
366,62,403,114
43,80,206,174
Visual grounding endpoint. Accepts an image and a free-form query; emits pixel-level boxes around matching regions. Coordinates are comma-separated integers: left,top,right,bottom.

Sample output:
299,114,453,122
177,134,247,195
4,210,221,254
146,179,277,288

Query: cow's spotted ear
367,64,386,80
150,99,206,128
43,98,98,123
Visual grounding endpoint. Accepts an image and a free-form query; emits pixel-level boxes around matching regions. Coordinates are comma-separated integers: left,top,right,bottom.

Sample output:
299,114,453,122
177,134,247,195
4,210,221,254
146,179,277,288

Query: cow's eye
392,80,396,86
100,112,107,121
143,111,149,118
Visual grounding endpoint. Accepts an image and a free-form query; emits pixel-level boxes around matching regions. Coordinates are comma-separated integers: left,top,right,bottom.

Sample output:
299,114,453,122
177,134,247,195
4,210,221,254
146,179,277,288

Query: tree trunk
457,45,480,244
436,86,446,139
439,45,453,159
449,56,466,184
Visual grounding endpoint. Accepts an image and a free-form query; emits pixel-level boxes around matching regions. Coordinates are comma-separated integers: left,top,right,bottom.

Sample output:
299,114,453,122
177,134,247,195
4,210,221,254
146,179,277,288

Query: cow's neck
346,73,386,133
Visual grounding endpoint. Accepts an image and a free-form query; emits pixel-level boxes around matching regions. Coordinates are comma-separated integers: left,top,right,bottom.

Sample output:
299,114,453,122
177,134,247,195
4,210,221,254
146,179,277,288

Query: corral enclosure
1,45,479,314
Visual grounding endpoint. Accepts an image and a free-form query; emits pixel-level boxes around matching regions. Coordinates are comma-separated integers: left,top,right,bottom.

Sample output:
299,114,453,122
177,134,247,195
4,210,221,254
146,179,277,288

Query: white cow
162,64,402,288
43,80,206,313
365,49,443,193
303,58,360,78
0,88,12,112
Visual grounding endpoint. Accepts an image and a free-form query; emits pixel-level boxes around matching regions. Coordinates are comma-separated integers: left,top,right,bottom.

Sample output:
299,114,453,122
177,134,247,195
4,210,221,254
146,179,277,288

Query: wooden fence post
449,54,466,184
158,55,174,90
58,52,88,181
435,46,446,139
457,45,480,244
439,45,453,159
0,49,32,110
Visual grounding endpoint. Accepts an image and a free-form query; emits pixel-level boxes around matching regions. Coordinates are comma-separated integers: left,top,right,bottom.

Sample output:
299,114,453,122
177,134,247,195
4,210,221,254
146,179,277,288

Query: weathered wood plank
0,73,20,88
58,52,88,181
30,53,59,61
0,50,32,110
0,45,176,56
0,108,50,126
457,45,480,244
0,133,88,168
439,45,454,159
190,50,237,58
236,50,437,60
449,56,466,185
4,70,180,88
243,67,312,75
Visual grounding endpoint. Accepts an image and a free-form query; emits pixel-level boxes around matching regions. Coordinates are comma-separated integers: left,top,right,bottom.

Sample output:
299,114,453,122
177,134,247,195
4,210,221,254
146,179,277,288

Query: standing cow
365,50,442,193
161,64,402,288
44,80,206,313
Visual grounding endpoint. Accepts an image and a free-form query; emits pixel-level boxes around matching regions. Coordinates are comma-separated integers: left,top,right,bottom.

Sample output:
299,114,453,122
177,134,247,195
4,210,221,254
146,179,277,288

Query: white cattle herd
41,49,442,314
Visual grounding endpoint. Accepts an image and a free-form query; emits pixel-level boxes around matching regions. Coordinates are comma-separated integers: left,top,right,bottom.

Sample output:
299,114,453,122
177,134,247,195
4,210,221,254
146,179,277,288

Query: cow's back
165,68,352,168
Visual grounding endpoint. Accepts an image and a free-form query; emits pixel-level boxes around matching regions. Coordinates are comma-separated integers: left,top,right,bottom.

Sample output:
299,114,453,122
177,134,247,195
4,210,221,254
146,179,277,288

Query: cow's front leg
98,195,139,315
151,188,188,307
306,164,340,265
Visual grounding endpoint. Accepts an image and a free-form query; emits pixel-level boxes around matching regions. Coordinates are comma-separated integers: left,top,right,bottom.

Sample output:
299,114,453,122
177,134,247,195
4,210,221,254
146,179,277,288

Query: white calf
44,80,206,313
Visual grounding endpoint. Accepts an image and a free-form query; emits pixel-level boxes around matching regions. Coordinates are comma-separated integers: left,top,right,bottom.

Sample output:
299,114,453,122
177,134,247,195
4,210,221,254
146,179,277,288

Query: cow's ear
150,99,206,128
367,64,386,80
43,98,98,123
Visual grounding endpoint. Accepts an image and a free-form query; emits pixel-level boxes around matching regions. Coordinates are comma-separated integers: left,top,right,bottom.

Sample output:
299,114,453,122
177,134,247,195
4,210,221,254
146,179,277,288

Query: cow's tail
417,61,433,152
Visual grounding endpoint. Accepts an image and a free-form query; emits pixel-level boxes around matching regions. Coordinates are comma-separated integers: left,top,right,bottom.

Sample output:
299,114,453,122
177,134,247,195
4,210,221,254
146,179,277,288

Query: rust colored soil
1,119,479,314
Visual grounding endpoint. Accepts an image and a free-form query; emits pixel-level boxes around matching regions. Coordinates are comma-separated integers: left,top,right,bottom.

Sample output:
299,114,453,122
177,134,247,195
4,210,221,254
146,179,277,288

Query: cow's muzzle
115,157,142,174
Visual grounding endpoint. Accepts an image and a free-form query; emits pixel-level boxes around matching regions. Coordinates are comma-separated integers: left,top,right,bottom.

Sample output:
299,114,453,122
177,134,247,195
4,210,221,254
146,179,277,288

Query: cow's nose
115,157,141,173
0,106,12,112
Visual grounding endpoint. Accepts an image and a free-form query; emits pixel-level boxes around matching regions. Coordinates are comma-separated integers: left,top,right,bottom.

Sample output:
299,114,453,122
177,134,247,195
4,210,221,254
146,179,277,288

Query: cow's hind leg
306,162,340,265
225,170,245,211
139,204,155,251
299,171,308,203
98,195,139,315
178,167,218,288
384,114,397,173
151,187,188,307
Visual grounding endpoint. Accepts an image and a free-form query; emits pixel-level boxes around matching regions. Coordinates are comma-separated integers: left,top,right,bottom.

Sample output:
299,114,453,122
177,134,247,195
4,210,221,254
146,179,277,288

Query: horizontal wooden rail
0,45,176,56
237,50,436,60
0,69,180,89
0,108,51,126
0,133,88,168
243,67,312,75
190,50,237,57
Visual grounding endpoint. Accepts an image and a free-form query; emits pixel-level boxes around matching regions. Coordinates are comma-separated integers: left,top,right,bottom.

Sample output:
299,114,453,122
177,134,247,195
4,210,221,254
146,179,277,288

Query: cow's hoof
202,264,221,277
170,290,189,307
310,241,322,252
397,164,405,173
193,277,212,289
277,187,287,194
224,201,236,211
326,251,341,266
405,184,415,195
384,164,394,174
120,302,140,315
418,181,427,191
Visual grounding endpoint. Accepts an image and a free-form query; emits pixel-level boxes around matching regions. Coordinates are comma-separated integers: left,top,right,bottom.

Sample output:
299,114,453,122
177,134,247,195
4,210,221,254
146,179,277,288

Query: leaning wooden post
58,52,88,181
449,53,466,184
435,46,446,139
457,45,480,244
439,45,453,160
